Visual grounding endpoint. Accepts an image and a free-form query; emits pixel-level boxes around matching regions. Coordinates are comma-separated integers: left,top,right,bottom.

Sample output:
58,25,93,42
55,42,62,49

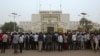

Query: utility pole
8,13,21,32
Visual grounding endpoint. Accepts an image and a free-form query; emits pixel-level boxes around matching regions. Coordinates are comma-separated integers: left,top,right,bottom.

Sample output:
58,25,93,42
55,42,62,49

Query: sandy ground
0,49,100,56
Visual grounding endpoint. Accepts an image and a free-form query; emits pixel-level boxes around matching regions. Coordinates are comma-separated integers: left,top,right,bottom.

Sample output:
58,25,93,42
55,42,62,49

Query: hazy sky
0,0,100,24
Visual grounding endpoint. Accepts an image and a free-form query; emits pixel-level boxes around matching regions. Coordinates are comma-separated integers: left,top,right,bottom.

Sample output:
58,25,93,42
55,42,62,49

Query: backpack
25,35,29,43
29,35,34,43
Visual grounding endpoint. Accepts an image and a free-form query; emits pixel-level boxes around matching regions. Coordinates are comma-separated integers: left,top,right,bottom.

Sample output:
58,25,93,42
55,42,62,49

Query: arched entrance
47,27,54,33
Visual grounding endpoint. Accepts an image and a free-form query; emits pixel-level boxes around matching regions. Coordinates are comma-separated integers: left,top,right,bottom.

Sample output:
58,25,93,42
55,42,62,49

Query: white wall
19,22,32,32
69,21,80,30
60,14,70,23
19,11,100,33
32,14,40,23
60,14,70,30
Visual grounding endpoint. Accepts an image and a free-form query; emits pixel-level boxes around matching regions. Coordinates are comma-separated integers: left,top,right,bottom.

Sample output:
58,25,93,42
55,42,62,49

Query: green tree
80,18,93,32
98,28,100,33
1,22,21,32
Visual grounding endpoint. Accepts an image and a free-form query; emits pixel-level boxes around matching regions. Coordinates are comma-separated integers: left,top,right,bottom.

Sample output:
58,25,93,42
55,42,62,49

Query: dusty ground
0,49,100,56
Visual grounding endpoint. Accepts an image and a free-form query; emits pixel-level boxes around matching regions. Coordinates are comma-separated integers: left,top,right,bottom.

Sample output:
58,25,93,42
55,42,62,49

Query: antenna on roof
60,0,62,11
49,1,51,12
39,0,41,11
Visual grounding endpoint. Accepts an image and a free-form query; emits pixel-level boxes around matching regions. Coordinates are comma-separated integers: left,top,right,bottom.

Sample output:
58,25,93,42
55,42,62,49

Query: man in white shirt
93,33,100,52
12,33,19,54
72,33,77,41
1,33,8,53
19,33,24,53
72,33,77,50
34,33,38,50
58,34,63,51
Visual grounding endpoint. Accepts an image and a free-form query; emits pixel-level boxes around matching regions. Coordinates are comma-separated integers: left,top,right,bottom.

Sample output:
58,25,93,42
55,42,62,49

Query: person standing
0,33,3,49
43,33,46,50
1,33,8,53
24,33,30,50
19,33,24,53
84,33,88,49
76,33,81,50
29,33,34,50
98,33,100,48
72,33,77,50
45,33,52,51
63,33,68,50
85,33,90,49
58,33,63,51
52,32,58,51
90,32,95,51
67,32,72,50
80,33,85,50
12,33,19,54
38,32,43,52
34,33,38,50
93,33,100,52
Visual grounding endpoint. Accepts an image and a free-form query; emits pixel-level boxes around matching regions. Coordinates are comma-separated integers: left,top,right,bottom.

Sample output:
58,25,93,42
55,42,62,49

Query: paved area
0,50,100,56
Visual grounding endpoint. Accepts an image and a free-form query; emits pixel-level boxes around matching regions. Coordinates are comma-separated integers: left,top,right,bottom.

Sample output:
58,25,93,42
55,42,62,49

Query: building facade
92,23,100,30
19,11,100,33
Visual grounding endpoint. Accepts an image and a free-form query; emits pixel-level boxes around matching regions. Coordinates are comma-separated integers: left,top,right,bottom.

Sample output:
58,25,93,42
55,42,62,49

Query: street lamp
8,13,21,32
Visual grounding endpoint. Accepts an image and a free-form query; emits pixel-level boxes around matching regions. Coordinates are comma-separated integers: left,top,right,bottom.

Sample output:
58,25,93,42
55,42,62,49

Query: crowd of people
0,32,100,54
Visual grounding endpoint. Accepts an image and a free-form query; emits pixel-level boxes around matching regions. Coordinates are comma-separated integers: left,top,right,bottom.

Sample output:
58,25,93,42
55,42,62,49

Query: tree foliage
1,22,21,32
80,18,93,32
99,28,100,33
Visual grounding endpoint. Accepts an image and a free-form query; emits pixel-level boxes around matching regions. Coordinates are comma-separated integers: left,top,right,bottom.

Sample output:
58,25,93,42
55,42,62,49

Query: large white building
19,11,100,33
92,23,100,30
